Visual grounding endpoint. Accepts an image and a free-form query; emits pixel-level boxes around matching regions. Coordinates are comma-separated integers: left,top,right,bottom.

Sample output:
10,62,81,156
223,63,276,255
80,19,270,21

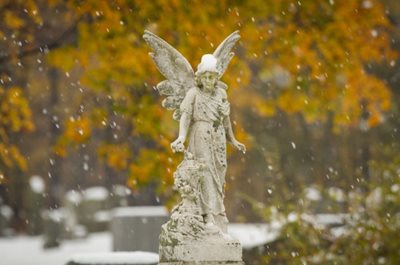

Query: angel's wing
143,30,196,120
213,30,241,79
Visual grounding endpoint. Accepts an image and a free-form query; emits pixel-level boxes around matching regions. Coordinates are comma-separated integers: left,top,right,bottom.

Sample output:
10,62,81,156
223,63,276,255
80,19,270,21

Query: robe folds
180,87,230,216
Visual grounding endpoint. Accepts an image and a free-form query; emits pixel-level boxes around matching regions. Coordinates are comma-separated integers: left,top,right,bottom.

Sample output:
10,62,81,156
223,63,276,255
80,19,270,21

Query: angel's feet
204,214,215,225
204,214,220,234
220,231,233,241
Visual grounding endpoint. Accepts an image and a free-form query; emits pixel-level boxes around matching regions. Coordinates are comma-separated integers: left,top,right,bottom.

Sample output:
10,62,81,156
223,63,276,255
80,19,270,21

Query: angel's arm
220,87,246,154
178,112,191,142
223,115,235,143
171,112,191,153
223,116,246,154
171,89,195,152
219,89,236,144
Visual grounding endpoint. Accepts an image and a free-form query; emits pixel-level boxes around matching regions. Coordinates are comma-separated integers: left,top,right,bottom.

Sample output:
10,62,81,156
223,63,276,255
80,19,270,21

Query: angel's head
195,54,220,93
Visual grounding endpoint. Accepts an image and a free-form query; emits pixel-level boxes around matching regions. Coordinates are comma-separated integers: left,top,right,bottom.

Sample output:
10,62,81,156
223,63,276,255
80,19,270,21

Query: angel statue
144,30,245,264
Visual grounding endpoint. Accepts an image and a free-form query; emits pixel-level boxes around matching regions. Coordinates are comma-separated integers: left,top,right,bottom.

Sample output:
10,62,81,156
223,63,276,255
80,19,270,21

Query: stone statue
143,30,245,265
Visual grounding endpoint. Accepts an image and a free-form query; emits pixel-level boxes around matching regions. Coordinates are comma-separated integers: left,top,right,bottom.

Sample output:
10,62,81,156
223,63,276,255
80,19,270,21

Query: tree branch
0,18,81,66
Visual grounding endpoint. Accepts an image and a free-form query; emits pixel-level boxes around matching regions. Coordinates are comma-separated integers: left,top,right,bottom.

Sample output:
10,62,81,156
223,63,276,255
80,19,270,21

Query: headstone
80,186,110,232
26,175,45,235
64,190,88,239
66,251,159,265
0,204,14,237
111,206,169,252
109,185,132,208
42,208,65,248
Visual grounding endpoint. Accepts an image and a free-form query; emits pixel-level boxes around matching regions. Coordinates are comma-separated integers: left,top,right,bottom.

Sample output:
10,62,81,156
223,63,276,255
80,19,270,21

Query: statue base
157,155,244,265
159,238,243,264
158,261,244,265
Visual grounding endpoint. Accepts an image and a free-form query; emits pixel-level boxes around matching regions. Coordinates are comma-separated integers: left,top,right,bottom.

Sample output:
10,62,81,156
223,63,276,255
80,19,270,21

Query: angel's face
198,71,219,92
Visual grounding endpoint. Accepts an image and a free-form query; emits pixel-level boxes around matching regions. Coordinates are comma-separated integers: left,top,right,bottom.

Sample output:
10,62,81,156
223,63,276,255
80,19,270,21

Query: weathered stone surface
160,240,242,262
158,261,244,265
144,30,245,264
66,251,159,265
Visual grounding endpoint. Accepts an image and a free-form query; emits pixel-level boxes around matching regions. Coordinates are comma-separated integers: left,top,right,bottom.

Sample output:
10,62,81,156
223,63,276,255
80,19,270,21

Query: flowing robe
180,87,230,217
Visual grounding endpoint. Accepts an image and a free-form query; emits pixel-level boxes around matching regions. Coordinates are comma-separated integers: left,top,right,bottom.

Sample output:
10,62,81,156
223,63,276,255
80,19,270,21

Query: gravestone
111,206,169,252
64,190,88,239
26,175,45,235
80,186,110,232
109,185,132,208
0,203,13,237
66,251,159,265
42,208,64,248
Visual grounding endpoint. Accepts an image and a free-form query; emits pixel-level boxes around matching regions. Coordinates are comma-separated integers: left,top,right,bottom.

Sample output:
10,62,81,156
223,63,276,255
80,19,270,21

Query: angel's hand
171,136,185,153
232,139,246,154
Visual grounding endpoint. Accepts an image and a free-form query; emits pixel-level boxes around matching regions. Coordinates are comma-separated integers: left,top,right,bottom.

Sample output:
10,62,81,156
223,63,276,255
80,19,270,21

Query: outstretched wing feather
162,96,184,110
143,31,196,120
213,31,240,78
172,109,181,121
156,80,176,95
143,30,195,90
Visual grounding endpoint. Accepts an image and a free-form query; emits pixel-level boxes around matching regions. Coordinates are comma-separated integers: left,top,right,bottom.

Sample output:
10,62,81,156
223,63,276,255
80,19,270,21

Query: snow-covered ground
0,232,112,265
0,223,280,265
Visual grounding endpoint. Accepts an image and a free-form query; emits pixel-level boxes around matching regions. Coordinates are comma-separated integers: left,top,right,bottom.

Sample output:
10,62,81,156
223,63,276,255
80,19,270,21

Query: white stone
144,30,244,264
159,240,242,262
70,251,159,264
158,261,244,265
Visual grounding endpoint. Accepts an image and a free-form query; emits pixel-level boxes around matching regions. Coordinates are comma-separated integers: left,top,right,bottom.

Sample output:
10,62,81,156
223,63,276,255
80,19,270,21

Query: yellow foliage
0,87,35,132
128,148,176,191
39,0,398,190
255,98,276,117
53,144,67,157
65,117,91,143
97,144,131,170
4,11,25,29
0,86,34,179
47,46,78,71
277,91,307,114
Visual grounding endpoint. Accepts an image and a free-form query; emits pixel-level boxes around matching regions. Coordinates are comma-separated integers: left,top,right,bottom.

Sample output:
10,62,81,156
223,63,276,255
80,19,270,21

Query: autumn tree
0,0,398,226
43,0,397,203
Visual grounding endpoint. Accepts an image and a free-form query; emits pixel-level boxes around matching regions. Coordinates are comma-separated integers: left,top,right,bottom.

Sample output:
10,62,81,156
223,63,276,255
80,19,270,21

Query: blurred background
0,0,400,264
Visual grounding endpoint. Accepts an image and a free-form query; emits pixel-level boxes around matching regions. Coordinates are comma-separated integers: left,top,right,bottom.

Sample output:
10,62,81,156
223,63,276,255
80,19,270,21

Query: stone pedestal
160,240,242,262
159,254,244,264
156,160,245,265
66,251,159,265
159,232,244,265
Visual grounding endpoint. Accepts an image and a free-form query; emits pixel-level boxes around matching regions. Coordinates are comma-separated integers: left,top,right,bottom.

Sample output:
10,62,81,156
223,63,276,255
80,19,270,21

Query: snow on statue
144,30,245,264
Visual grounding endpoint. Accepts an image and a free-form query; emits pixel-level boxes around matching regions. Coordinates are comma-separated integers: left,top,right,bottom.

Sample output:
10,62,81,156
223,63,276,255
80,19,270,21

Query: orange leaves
0,87,34,133
0,143,27,171
342,71,391,127
0,86,33,178
55,116,92,157
64,117,91,144
37,0,398,194
97,143,131,171
277,90,307,114
47,46,78,72
247,0,397,131
128,148,176,191
255,98,276,117
4,11,25,29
